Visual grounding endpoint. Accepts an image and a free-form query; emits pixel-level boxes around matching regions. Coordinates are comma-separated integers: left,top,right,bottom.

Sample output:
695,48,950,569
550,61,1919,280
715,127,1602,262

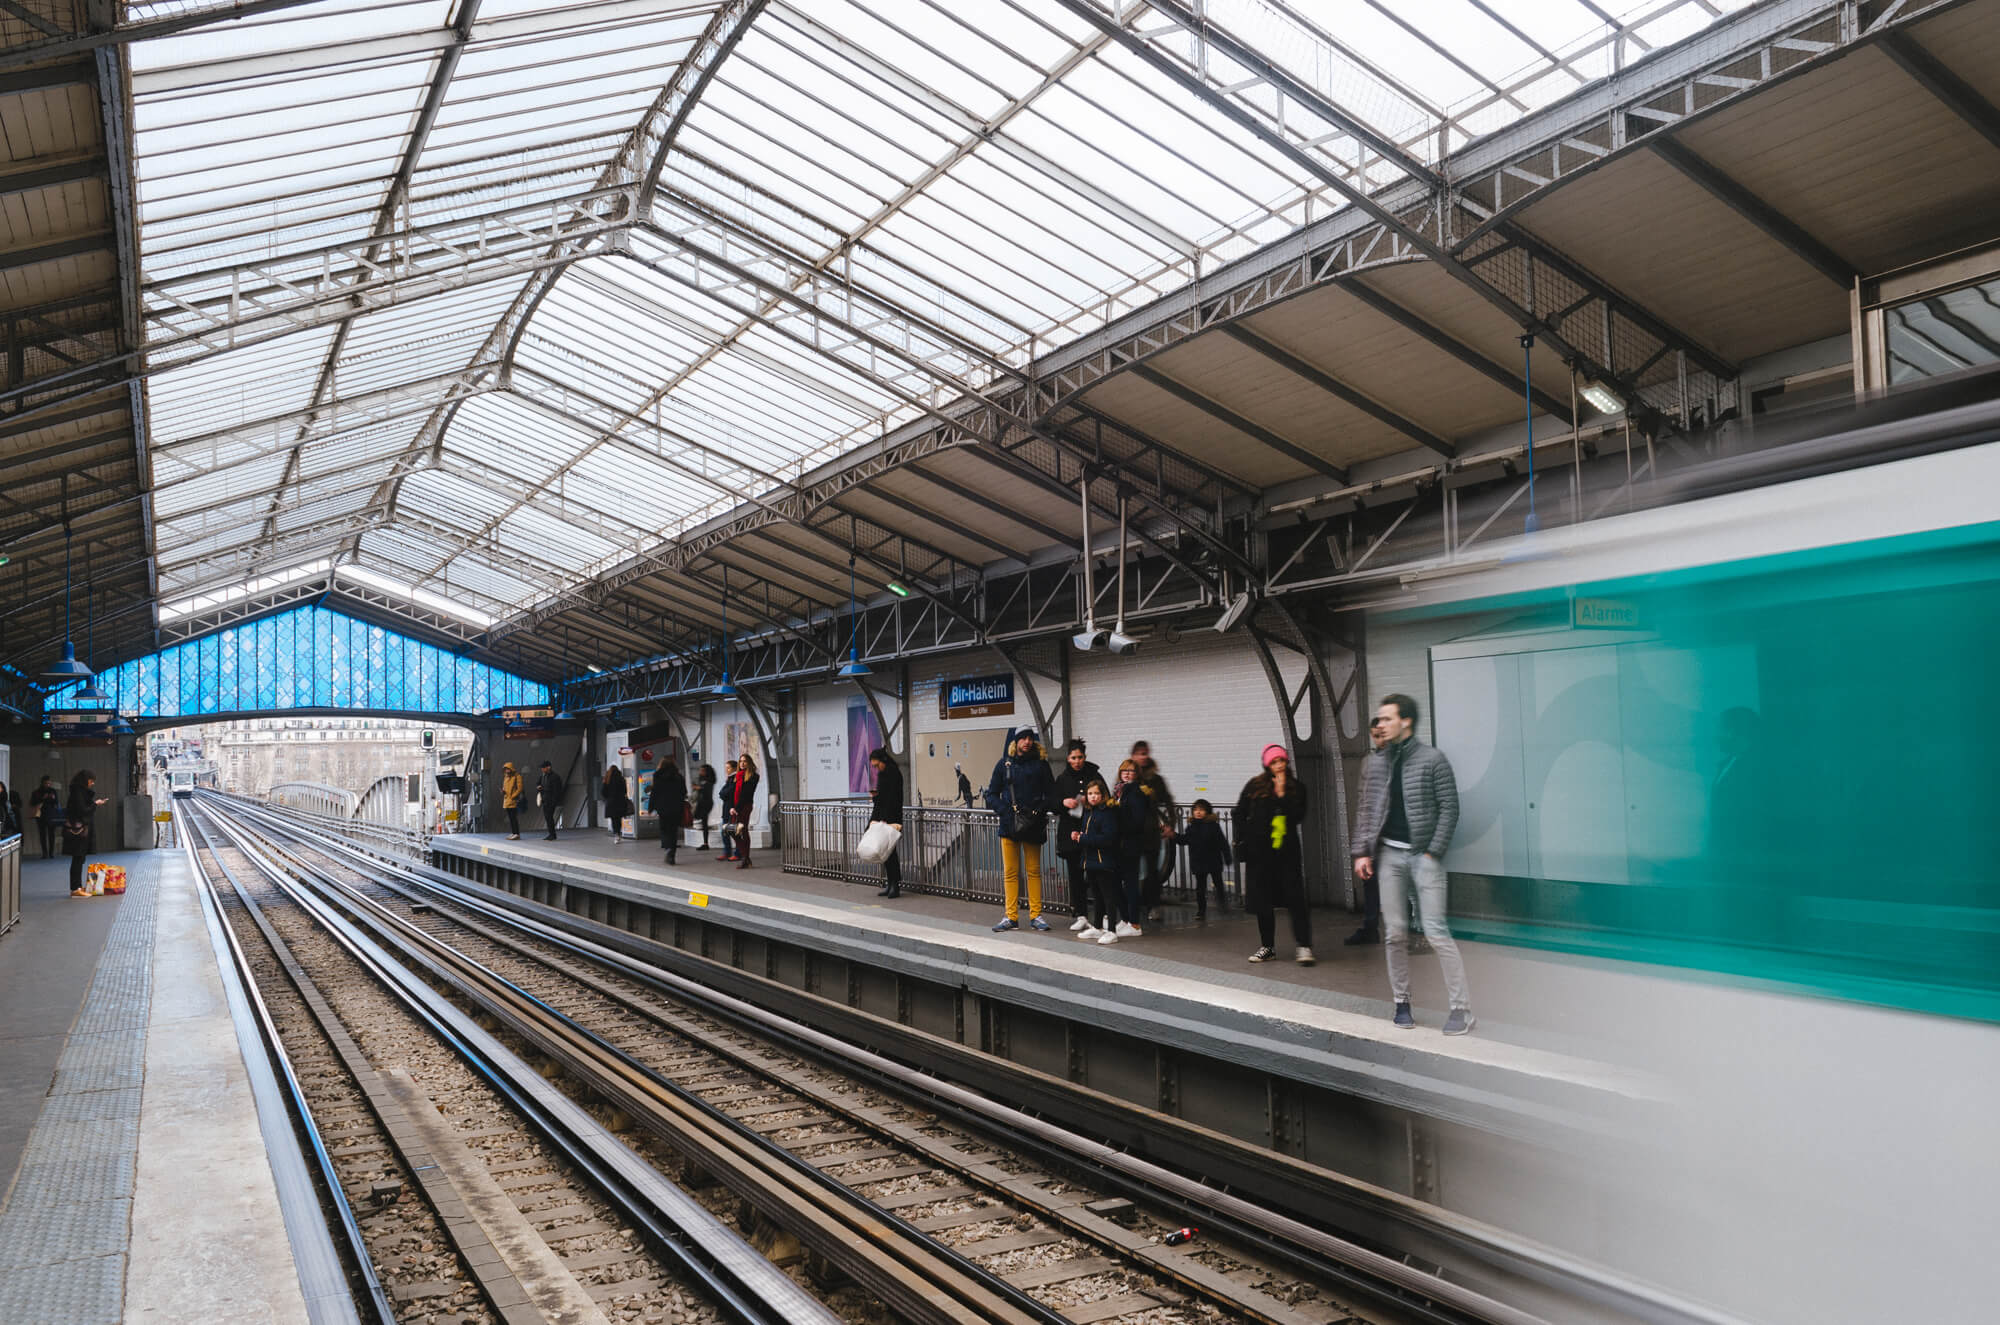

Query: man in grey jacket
1352,694,1473,1035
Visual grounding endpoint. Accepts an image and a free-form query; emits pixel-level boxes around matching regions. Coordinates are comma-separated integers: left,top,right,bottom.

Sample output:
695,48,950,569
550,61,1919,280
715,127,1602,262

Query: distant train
169,770,195,799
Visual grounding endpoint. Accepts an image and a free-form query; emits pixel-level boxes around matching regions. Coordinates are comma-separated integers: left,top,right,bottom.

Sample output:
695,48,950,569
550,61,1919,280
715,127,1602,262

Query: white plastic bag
856,820,901,864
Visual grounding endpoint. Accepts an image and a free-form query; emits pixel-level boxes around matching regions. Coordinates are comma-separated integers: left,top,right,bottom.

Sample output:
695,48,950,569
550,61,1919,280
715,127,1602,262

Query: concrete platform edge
434,838,1656,1144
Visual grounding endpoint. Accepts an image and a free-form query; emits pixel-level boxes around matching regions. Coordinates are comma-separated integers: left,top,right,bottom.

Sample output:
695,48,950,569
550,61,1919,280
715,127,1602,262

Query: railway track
193,791,1701,1325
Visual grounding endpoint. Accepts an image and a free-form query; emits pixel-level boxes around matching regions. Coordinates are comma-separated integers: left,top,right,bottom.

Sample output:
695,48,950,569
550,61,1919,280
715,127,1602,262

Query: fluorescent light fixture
159,559,331,623
886,581,910,597
1579,380,1626,415
586,664,604,674
336,564,494,627
1213,590,1253,633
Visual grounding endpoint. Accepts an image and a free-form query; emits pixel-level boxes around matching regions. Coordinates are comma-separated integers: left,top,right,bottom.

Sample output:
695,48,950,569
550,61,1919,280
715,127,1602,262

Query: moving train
1382,379,2000,1025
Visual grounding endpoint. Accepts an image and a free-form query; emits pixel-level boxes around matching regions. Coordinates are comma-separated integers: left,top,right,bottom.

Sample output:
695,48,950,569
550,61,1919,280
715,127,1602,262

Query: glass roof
128,0,1754,626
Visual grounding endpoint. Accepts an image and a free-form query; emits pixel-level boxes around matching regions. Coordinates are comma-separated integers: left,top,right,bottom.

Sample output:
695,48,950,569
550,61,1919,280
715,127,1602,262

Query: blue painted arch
49,604,548,721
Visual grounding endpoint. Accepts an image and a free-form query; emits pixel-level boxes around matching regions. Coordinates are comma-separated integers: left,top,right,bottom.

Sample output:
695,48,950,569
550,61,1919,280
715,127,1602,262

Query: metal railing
778,801,1248,914
0,833,19,939
207,791,431,862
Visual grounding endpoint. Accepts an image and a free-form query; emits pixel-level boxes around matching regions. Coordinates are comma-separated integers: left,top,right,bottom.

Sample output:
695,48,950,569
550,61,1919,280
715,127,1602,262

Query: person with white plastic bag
864,747,904,898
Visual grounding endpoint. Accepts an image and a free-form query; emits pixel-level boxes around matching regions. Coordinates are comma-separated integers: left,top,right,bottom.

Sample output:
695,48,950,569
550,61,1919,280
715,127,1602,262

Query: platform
433,831,1664,1147
0,850,313,1324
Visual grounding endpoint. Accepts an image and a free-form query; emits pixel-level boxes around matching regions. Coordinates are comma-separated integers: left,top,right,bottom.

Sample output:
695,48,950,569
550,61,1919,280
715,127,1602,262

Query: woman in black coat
650,761,688,865
726,756,760,869
1050,740,1103,930
691,764,717,850
1234,744,1312,965
64,769,106,896
602,765,631,841
867,747,904,899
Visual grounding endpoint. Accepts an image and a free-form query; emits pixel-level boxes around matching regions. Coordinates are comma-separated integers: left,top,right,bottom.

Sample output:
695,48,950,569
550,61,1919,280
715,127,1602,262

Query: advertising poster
914,727,1011,806
847,699,883,795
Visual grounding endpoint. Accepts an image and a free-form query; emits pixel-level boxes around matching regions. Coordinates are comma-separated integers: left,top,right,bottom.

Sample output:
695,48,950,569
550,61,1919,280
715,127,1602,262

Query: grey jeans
1379,845,1471,1011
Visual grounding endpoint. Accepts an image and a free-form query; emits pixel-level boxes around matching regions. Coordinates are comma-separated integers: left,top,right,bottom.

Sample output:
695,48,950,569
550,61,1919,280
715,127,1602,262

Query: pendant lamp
836,542,870,679
712,564,739,697
40,476,94,684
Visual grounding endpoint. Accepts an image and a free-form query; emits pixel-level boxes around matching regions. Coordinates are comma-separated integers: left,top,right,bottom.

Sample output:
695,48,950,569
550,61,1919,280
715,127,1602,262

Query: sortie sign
939,673,1014,721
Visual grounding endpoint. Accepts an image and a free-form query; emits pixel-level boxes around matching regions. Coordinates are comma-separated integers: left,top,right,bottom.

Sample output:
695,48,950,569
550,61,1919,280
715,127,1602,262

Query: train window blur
1884,272,2000,384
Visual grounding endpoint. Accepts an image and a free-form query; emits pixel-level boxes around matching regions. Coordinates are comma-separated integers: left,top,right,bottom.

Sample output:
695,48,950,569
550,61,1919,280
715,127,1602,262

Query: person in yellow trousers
983,728,1055,932
501,761,524,840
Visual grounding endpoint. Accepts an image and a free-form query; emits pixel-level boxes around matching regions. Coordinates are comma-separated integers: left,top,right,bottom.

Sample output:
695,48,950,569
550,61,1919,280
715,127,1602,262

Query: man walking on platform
536,759,563,841
1352,695,1473,1036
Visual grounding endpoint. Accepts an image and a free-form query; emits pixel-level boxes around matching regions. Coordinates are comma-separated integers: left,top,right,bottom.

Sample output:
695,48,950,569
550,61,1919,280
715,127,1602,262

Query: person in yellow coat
501,762,524,840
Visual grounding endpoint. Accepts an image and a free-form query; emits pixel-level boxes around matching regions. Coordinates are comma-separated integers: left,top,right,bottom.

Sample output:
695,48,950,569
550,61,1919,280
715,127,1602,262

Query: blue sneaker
991,918,1019,932
1442,1008,1475,1036
1393,1002,1415,1029
1028,916,1051,932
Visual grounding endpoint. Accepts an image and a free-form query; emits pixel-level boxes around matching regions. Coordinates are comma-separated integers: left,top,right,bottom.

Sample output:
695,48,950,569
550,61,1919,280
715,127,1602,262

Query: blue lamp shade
836,656,872,680
711,677,740,698
73,679,111,704
40,641,93,682
107,714,135,736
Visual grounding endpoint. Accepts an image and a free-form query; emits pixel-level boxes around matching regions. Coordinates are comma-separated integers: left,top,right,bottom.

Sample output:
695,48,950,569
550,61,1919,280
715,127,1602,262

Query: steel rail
180,817,391,1325
243,805,1493,1325
187,801,831,1325
208,796,1075,1325
222,795,1701,1325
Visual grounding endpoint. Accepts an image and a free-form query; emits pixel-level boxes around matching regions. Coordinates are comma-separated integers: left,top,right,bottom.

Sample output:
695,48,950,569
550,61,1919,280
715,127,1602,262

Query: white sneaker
1077,925,1102,940
1096,930,1120,944
1295,947,1316,966
1069,915,1089,931
1114,921,1140,938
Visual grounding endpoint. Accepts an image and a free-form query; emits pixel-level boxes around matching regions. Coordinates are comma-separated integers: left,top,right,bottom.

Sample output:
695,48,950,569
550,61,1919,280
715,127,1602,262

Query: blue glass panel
472,665,490,713
367,625,387,708
256,617,278,708
386,636,406,711
199,635,220,714
316,610,334,706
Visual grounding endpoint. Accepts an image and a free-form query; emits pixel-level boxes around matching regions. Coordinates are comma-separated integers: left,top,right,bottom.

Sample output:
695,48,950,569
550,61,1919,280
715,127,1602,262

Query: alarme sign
940,674,1013,721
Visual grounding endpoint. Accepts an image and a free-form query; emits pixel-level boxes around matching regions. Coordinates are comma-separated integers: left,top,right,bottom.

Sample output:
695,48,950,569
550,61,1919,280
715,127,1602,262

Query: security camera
1072,626,1107,652
1213,590,1253,634
1105,630,1140,656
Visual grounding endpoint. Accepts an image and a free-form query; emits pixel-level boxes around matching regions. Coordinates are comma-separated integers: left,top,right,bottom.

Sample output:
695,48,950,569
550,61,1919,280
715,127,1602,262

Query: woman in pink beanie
1234,743,1314,965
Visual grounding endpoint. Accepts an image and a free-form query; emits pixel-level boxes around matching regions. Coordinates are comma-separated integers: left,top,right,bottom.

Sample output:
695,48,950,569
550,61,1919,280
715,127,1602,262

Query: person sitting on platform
535,760,562,841
1173,799,1232,921
501,761,523,840
651,759,687,866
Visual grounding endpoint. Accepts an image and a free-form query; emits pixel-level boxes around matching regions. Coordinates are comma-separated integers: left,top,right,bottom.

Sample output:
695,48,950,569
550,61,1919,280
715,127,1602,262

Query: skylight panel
158,559,332,623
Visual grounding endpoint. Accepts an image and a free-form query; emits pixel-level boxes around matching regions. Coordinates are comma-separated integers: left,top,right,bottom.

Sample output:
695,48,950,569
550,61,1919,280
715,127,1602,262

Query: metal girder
1651,138,1856,286
1879,27,2000,153
1338,279,1573,419
1452,0,1964,233
898,461,1077,551
258,0,485,547
150,366,500,488
372,0,766,567
0,1,320,73
1218,324,1455,459
0,187,631,423
1049,0,1728,412
1128,361,1348,482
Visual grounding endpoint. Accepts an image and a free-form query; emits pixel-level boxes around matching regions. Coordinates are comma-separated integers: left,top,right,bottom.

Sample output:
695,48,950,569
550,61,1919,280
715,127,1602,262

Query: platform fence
777,801,1246,916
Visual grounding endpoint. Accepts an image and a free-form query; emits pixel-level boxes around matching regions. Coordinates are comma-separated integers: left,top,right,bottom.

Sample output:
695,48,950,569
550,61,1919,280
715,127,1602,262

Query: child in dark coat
1111,759,1151,937
1073,781,1122,944
1174,798,1233,920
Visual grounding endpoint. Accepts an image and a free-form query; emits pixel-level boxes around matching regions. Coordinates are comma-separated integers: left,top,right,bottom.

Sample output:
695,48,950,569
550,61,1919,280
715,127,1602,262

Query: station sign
939,673,1014,721
48,709,116,746
501,706,555,738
